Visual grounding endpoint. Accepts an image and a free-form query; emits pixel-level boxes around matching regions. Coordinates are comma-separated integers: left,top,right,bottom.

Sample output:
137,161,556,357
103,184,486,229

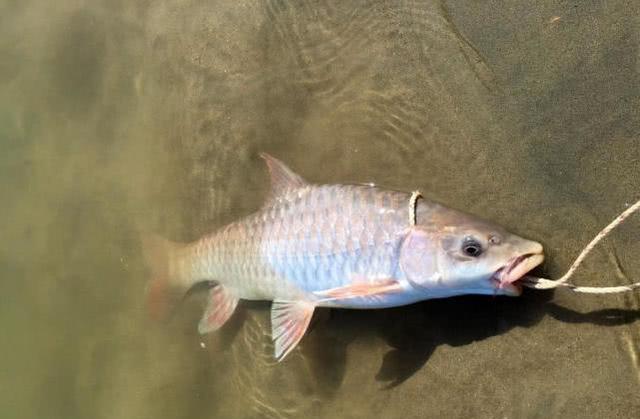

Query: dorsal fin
260,153,307,200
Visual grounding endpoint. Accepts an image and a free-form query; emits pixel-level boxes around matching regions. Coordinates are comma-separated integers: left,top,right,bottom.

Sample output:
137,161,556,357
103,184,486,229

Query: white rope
523,199,640,294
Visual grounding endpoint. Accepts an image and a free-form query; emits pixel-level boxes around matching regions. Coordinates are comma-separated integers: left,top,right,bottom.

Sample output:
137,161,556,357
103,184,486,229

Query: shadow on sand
299,288,640,392
177,281,640,396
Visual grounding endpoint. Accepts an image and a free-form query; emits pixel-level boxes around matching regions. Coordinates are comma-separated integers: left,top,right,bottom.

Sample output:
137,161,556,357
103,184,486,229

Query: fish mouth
491,252,545,296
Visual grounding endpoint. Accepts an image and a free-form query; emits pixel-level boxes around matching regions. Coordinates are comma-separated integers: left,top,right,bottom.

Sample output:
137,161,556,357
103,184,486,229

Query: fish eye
462,237,483,257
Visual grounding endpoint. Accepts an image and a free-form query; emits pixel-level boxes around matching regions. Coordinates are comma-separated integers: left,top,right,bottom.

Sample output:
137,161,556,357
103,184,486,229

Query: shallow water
2,1,640,418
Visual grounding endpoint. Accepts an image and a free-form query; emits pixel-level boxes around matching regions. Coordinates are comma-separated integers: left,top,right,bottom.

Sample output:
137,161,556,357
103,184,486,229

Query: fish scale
191,184,410,303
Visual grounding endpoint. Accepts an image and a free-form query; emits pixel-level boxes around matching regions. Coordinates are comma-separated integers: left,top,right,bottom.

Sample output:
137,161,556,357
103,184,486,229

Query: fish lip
492,253,545,296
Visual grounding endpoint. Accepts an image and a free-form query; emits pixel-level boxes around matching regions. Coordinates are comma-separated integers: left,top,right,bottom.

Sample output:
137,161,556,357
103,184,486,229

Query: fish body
143,154,544,360
186,184,420,308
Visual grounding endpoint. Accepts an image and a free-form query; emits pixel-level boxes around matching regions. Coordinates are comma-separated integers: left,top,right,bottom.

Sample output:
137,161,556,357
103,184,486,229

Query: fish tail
140,233,190,321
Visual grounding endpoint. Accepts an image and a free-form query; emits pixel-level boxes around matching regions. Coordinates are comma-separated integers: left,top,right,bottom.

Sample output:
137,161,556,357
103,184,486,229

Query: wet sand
1,1,639,418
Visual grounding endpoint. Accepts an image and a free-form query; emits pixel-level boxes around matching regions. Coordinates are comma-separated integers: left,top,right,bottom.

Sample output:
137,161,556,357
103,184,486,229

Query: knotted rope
522,199,640,294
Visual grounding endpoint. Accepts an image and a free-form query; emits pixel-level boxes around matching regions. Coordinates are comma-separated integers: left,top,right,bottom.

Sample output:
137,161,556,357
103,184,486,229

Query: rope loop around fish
522,199,640,294
409,190,422,226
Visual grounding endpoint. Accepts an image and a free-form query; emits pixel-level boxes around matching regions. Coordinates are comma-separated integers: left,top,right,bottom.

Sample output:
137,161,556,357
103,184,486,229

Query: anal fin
271,300,316,361
198,285,239,334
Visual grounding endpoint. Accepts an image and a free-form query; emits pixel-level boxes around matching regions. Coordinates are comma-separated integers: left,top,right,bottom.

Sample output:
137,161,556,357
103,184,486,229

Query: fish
142,153,544,361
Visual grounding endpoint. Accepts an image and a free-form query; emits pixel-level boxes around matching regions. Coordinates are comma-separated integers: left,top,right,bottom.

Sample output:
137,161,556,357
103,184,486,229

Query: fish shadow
371,291,552,388
305,288,640,390
300,290,552,391
178,284,640,395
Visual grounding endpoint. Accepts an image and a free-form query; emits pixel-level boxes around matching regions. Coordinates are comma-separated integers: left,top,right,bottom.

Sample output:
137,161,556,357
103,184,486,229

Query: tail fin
140,233,189,321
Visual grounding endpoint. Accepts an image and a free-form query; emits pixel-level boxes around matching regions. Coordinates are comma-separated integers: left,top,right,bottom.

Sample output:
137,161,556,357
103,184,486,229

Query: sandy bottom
1,1,639,418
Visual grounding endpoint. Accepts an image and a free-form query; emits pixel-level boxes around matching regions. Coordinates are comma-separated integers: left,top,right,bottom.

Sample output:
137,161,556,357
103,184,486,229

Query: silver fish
143,154,544,360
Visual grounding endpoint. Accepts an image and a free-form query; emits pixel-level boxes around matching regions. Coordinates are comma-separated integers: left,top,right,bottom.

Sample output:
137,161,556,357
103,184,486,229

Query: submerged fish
143,154,544,361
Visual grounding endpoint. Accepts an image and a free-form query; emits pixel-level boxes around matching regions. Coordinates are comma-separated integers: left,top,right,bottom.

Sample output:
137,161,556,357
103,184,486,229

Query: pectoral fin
198,285,239,334
313,278,403,300
271,300,316,361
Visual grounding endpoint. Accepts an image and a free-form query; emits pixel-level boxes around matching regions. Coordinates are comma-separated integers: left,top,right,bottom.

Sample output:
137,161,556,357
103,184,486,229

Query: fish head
401,204,544,297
